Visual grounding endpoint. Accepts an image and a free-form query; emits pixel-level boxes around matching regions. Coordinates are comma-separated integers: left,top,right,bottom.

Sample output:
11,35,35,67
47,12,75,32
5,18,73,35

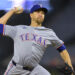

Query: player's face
30,10,45,24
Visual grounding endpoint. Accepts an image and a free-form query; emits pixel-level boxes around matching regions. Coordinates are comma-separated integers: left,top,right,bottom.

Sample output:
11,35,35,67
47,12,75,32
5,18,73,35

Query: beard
36,18,44,24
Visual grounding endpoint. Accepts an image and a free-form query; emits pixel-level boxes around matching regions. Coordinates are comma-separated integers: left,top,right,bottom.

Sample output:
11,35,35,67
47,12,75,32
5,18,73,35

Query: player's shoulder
16,25,29,29
42,26,54,31
43,27,57,35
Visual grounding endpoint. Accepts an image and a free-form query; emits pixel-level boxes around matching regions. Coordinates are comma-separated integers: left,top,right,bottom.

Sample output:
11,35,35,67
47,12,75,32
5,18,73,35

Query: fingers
13,6,24,14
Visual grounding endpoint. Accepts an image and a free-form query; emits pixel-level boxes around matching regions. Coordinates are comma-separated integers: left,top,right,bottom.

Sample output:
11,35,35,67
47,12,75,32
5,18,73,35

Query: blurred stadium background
0,0,75,75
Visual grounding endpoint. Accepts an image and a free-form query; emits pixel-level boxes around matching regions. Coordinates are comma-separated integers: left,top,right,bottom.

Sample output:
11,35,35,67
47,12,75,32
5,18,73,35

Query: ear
30,13,32,18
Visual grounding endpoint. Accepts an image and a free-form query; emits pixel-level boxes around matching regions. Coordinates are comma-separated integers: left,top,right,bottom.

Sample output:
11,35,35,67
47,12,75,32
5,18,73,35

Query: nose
39,13,43,17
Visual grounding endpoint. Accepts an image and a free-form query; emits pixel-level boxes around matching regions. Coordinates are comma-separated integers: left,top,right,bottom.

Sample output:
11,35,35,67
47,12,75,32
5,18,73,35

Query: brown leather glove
61,63,75,75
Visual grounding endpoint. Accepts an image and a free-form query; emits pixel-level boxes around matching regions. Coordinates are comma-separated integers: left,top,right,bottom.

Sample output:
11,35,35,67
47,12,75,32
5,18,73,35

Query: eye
35,10,45,15
41,12,45,14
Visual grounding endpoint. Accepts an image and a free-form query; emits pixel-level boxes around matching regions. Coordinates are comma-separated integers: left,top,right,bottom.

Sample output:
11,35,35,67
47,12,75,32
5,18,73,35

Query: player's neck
30,21,42,27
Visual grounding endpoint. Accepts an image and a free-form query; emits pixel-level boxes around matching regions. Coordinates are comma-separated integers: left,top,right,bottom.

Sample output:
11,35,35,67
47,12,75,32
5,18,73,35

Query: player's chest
19,30,49,41
18,29,50,46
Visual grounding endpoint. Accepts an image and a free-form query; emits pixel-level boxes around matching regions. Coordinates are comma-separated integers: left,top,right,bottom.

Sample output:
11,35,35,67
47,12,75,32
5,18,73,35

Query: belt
12,60,33,71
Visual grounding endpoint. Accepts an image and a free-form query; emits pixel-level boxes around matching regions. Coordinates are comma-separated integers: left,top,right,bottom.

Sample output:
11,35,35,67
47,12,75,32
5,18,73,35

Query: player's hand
61,63,75,75
12,6,23,14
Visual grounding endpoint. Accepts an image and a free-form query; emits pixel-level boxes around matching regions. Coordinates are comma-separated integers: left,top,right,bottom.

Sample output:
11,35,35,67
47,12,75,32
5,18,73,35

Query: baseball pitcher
0,4,74,75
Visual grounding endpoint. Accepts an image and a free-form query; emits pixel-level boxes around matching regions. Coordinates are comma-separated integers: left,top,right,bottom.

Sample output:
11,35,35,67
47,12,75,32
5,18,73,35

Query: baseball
14,6,23,14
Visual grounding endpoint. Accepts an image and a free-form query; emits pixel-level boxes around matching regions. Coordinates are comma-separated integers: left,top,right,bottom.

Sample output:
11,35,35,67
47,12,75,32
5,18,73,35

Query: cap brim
35,8,48,14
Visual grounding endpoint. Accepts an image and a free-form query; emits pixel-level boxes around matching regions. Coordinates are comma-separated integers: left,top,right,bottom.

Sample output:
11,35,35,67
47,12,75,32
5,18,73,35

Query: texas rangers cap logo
30,4,48,14
39,4,42,8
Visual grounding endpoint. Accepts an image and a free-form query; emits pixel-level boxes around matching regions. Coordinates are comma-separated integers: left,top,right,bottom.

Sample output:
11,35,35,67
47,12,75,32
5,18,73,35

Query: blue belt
12,60,33,71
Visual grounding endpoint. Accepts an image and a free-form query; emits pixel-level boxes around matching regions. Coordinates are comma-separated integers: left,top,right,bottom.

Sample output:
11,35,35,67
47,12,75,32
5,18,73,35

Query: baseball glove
60,63,75,75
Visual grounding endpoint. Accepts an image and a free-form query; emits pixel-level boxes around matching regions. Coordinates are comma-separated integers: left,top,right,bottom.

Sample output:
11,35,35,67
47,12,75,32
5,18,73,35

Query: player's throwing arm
0,6,23,24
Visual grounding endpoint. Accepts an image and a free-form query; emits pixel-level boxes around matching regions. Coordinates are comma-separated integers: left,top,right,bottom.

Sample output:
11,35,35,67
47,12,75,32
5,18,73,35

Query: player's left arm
56,44,73,70
59,48,73,70
50,30,74,75
57,45,74,75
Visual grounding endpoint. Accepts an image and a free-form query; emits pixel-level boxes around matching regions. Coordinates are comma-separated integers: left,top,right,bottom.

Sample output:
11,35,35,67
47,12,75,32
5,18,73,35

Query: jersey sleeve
0,24,5,35
49,29,64,49
0,24,17,39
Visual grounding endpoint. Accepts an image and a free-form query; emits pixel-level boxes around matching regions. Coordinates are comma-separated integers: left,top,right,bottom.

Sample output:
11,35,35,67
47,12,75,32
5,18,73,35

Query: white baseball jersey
3,25,63,67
